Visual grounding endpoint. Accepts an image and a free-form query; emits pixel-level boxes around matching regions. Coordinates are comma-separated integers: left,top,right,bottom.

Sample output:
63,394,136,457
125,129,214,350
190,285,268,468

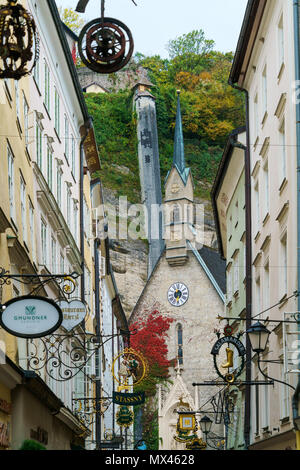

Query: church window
172,204,180,224
177,324,183,365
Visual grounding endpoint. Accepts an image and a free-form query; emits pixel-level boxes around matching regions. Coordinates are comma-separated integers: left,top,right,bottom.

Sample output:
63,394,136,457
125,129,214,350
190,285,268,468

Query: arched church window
177,323,183,365
172,204,180,224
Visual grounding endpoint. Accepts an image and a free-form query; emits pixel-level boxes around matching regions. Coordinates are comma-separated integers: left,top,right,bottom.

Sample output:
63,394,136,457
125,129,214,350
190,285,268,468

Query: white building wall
244,0,298,447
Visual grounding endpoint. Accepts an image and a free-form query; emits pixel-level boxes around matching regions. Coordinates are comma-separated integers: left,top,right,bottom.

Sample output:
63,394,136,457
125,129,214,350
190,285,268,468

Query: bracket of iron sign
0,267,80,296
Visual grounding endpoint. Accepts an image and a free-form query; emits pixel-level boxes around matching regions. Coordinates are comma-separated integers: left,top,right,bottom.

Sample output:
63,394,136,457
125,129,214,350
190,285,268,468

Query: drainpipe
79,117,93,304
228,80,252,450
292,0,300,449
94,237,102,450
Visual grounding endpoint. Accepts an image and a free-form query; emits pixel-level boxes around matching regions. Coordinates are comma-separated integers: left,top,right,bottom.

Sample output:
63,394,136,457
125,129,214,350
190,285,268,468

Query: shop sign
113,391,145,406
0,399,11,415
116,406,134,428
0,422,10,448
0,296,63,339
58,300,87,332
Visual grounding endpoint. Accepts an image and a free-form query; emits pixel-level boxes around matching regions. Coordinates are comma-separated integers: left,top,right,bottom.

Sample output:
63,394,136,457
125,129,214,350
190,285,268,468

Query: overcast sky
56,0,248,58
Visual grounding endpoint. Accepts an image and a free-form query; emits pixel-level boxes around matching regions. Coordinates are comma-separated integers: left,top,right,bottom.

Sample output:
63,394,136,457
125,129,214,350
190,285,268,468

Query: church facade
129,93,227,450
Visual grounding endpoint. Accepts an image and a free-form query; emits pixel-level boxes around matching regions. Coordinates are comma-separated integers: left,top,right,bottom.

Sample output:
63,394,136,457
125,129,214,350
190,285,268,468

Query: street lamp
199,415,213,437
246,321,271,354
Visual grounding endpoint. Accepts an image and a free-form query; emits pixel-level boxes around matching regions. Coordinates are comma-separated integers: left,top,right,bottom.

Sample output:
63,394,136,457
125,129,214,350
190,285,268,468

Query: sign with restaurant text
58,300,87,332
0,296,63,339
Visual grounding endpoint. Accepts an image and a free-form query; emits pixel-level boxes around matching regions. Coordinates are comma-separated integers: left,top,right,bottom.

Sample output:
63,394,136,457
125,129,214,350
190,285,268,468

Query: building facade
229,0,300,450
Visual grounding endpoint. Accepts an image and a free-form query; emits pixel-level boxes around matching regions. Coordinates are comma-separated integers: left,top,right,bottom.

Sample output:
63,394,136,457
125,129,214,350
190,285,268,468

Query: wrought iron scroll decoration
0,267,79,297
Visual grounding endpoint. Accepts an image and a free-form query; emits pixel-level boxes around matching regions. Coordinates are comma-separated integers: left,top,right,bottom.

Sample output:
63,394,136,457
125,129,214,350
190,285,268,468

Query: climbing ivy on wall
130,310,174,449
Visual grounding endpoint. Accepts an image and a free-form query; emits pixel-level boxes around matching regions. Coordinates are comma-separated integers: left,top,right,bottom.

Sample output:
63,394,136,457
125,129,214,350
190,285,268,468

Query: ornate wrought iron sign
211,326,246,384
0,0,39,79
116,405,134,428
111,348,148,392
0,295,63,339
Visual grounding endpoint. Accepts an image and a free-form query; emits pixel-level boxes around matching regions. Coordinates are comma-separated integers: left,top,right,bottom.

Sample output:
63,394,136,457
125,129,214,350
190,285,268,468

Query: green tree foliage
85,30,244,203
19,439,47,450
58,7,85,35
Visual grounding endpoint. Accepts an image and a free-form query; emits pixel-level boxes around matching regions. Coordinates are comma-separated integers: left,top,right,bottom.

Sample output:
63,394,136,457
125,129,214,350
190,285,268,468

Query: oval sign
58,299,87,332
0,296,63,339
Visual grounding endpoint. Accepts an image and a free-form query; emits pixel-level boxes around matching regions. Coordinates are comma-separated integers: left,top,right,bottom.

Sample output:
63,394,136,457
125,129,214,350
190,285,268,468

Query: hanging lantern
78,17,134,74
0,0,39,80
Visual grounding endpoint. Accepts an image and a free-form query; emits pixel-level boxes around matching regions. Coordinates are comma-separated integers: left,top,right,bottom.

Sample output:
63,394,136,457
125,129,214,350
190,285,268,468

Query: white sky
55,0,248,58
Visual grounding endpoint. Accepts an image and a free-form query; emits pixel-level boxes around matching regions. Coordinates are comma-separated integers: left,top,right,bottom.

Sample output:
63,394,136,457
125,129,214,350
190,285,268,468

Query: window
15,80,20,123
41,218,47,265
73,201,78,243
279,119,286,183
254,94,259,139
278,15,284,68
254,182,260,234
33,57,40,88
29,200,35,261
7,144,15,220
57,166,62,208
280,354,290,419
23,94,29,147
47,147,53,191
255,277,261,318
54,88,60,137
227,266,232,303
263,162,269,217
64,115,69,160
280,233,287,296
51,236,56,272
36,120,43,170
177,324,183,365
264,262,270,311
172,204,180,223
44,61,50,112
67,185,71,227
71,135,76,177
262,367,269,429
20,175,27,244
60,251,64,274
262,66,267,117
233,253,239,295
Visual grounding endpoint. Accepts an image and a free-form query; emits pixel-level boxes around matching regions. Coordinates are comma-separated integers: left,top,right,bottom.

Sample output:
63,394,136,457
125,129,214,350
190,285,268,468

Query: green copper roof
173,92,185,174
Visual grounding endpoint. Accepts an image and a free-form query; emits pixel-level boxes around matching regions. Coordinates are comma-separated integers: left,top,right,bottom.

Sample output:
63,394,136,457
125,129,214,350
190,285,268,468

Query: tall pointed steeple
173,90,185,174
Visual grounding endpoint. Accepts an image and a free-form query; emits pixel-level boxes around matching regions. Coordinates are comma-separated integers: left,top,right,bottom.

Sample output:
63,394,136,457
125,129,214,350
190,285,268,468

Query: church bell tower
164,92,195,266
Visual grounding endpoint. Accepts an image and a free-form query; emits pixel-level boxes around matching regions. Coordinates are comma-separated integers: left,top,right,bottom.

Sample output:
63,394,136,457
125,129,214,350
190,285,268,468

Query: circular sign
0,296,63,339
211,335,246,383
58,299,87,332
112,348,148,387
168,282,189,307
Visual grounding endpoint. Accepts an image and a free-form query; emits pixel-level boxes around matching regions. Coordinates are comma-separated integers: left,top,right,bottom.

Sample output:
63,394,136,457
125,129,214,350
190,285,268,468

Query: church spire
173,90,185,174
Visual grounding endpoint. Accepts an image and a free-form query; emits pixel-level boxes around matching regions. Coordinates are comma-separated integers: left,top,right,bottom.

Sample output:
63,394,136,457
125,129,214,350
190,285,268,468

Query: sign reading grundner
0,296,63,338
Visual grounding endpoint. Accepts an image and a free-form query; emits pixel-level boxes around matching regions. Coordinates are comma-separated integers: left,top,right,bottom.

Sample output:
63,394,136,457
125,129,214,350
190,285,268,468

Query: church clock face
168,282,189,307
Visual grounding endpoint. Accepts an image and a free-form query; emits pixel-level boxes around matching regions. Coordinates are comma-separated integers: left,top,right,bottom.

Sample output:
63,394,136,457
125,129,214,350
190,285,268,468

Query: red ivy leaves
130,310,173,378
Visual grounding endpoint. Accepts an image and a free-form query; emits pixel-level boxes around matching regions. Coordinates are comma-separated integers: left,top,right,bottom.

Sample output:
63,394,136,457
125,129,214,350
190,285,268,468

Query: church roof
198,245,226,295
165,92,191,186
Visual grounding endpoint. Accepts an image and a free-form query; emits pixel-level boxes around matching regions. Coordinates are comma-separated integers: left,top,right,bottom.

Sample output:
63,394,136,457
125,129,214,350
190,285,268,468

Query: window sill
279,177,288,194
261,111,268,128
253,136,259,150
254,231,261,243
280,416,290,425
262,213,270,226
277,62,285,83
278,294,288,309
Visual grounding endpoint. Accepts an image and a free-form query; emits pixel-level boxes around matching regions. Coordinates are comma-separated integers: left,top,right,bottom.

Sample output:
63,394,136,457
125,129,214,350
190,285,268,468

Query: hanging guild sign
113,391,145,406
112,348,148,392
0,296,63,339
58,300,87,332
116,406,134,428
211,325,246,384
